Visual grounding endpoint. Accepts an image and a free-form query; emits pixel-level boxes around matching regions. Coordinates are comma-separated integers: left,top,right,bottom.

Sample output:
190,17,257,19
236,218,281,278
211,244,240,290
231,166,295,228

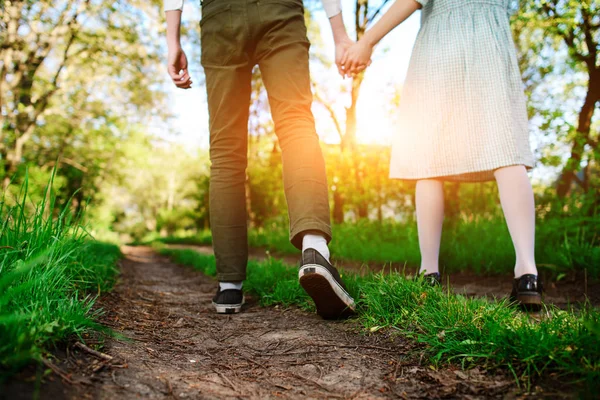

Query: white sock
302,232,330,263
494,166,538,278
416,179,445,275
219,281,243,291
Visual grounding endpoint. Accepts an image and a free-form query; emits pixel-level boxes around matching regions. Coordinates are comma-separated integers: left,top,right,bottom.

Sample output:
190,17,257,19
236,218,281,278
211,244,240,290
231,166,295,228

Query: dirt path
5,246,524,399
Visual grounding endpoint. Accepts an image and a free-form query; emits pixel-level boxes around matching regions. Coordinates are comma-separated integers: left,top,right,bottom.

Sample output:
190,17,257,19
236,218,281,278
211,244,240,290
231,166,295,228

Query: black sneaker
298,249,355,320
212,288,244,314
424,272,441,287
510,274,543,311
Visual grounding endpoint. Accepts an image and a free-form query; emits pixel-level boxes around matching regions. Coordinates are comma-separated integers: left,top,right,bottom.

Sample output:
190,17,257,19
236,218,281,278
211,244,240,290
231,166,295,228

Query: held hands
336,39,373,79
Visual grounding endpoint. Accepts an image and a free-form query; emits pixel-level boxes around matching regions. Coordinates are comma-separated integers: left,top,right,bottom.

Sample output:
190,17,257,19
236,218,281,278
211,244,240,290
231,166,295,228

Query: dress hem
389,162,534,183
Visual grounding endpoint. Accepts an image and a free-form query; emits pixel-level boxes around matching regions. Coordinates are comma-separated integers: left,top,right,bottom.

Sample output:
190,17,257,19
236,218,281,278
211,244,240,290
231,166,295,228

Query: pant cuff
216,272,247,282
290,219,332,250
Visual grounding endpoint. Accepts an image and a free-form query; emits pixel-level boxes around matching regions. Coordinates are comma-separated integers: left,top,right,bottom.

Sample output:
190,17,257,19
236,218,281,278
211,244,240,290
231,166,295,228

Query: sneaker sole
212,298,245,314
299,265,355,320
516,292,542,312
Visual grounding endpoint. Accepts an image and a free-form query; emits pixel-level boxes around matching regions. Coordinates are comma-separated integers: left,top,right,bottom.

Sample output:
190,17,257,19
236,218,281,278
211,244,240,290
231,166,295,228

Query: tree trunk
343,64,367,221
557,71,599,197
444,182,461,221
342,73,365,152
376,172,383,222
333,189,344,224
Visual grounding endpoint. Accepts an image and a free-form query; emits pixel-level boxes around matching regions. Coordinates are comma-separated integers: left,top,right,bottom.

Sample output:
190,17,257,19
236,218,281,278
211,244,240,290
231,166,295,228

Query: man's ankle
302,232,330,263
219,281,243,291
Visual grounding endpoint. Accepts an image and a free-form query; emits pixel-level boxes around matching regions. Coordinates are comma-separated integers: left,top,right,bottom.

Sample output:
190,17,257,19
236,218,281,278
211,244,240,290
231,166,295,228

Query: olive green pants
201,0,331,282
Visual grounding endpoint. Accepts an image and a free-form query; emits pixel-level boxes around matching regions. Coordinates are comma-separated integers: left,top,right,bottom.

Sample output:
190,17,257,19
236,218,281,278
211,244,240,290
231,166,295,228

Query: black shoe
298,249,355,320
212,288,244,314
424,272,441,287
510,274,543,311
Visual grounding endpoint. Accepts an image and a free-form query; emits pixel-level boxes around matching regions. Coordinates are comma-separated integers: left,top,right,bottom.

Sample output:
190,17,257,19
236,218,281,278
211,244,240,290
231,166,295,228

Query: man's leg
206,64,252,287
255,0,354,319
255,1,331,249
201,0,253,312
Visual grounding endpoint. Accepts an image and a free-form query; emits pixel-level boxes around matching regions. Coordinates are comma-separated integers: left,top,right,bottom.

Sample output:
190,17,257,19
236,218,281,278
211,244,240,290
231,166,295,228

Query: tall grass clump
0,177,120,376
359,274,600,392
161,247,600,394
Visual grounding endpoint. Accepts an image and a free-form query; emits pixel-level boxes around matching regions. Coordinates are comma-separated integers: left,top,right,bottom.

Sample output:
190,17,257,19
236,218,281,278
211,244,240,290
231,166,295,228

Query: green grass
160,246,600,394
133,230,213,247
0,178,121,376
158,214,600,277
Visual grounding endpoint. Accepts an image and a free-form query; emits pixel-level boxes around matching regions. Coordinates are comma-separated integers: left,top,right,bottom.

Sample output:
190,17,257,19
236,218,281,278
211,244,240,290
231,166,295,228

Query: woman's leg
494,165,538,278
416,179,445,275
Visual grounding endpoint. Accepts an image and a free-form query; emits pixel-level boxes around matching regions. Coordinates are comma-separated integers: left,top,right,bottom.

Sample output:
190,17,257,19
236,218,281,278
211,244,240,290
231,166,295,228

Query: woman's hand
341,40,373,78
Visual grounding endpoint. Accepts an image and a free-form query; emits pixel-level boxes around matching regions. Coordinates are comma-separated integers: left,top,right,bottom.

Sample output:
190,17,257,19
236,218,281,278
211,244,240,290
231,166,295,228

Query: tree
105,141,208,239
0,0,166,189
514,0,600,197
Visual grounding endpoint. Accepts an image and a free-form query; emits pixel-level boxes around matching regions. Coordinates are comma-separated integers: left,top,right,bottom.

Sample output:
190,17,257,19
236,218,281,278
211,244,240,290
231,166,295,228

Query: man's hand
168,46,192,89
341,40,373,78
335,37,354,77
165,10,191,89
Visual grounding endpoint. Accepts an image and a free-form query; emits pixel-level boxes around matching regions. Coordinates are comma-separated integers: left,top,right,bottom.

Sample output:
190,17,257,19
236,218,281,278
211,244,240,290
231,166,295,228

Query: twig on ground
391,360,401,381
92,361,109,373
273,383,292,390
258,329,276,338
312,341,395,352
196,377,235,391
163,377,176,399
74,341,114,361
316,363,324,380
238,354,268,369
136,293,155,302
285,371,338,395
257,349,335,357
214,369,237,392
348,388,365,399
42,359,74,385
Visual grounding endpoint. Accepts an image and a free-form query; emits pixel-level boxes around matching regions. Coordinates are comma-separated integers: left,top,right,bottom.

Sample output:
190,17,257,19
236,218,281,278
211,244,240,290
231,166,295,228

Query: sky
159,0,422,148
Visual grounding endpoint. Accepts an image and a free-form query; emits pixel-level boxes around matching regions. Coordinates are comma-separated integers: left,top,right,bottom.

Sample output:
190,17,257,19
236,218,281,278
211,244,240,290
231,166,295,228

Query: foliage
0,178,121,375
0,0,169,219
105,143,210,240
513,0,600,197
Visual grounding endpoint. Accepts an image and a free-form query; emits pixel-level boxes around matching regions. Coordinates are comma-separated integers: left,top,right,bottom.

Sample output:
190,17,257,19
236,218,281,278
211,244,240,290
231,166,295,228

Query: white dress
389,0,535,182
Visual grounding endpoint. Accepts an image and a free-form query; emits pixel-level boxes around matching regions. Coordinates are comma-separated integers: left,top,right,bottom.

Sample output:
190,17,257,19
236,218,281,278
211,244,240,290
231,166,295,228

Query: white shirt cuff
165,0,184,12
322,0,342,18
